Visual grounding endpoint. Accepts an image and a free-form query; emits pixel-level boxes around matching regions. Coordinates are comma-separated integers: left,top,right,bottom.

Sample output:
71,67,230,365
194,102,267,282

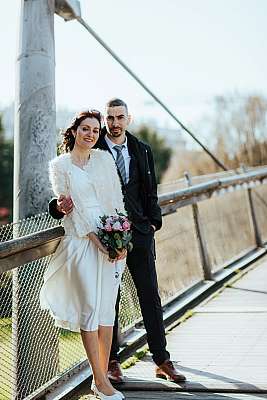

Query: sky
1,0,267,137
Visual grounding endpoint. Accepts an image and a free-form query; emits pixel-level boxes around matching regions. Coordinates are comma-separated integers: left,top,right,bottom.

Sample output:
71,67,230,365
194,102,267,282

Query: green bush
134,125,172,183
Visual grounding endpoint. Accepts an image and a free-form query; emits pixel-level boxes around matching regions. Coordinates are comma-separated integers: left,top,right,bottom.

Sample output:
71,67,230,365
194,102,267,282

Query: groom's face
105,106,130,138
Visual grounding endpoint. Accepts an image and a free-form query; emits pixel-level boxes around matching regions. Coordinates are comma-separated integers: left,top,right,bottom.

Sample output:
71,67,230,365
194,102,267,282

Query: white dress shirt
104,134,131,184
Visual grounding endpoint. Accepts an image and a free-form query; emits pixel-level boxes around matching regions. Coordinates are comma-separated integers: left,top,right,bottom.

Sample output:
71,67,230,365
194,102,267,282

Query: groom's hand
57,195,73,215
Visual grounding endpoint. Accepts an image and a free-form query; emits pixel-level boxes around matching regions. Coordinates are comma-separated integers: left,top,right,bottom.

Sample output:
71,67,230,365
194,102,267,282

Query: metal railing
1,167,267,399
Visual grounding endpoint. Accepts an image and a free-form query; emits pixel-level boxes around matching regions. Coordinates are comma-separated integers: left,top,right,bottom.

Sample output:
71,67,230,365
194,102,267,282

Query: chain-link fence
0,213,141,400
155,206,203,305
0,213,58,243
252,185,267,243
198,190,256,272
0,215,59,399
1,171,267,399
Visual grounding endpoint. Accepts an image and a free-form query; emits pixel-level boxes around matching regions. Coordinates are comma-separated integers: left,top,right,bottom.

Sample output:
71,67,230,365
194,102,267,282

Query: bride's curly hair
60,110,102,153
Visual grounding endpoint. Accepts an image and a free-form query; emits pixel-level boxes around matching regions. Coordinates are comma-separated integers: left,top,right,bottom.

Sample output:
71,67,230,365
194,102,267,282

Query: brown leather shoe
108,360,124,383
155,360,186,383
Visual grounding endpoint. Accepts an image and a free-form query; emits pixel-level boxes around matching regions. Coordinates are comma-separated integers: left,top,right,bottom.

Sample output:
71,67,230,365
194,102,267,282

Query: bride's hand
115,248,127,260
87,232,109,256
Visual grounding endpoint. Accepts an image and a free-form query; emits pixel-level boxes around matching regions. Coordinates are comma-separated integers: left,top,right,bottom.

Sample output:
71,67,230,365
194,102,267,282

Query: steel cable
77,17,228,171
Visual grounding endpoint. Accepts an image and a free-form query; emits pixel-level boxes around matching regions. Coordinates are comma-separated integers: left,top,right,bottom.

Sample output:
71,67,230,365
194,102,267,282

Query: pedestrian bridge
71,256,267,400
1,167,267,400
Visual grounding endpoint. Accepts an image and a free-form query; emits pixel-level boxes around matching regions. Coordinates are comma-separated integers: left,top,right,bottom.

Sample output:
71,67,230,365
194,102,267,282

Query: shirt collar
104,134,128,150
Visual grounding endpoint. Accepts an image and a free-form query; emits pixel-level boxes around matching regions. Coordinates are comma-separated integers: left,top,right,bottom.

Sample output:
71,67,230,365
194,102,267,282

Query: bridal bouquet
97,211,133,260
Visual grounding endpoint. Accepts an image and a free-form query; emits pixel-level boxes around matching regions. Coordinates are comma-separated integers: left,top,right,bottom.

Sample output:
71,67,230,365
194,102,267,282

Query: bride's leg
80,329,115,395
98,325,113,374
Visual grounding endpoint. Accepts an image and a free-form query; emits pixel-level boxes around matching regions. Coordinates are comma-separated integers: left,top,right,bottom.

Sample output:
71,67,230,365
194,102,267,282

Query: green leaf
115,239,123,249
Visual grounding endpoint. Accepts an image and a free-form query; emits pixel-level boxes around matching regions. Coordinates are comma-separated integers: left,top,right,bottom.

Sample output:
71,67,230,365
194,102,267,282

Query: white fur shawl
49,149,126,236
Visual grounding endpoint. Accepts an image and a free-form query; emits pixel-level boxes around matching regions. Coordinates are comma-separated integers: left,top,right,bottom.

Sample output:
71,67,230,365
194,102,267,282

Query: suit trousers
110,227,170,366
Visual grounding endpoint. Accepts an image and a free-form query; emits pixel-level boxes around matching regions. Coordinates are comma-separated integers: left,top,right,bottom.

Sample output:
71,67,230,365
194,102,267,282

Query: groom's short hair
106,98,128,114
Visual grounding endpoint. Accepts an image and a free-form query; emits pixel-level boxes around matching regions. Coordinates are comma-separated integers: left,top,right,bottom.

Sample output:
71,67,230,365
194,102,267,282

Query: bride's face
73,117,100,149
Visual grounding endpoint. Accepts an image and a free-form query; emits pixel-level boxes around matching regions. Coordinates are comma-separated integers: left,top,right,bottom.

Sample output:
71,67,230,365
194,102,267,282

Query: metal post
241,166,264,248
185,171,212,280
55,0,81,20
13,1,58,397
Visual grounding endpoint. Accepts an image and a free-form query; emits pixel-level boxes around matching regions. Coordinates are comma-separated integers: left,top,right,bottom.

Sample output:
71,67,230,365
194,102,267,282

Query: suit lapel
127,153,135,184
126,132,139,184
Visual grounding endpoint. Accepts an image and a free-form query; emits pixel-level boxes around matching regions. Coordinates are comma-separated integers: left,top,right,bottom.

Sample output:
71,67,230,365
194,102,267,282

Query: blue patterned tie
114,145,127,185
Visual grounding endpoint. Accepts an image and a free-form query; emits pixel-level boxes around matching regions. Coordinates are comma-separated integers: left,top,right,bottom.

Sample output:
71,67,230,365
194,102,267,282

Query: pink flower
104,223,112,232
113,221,123,231
122,220,131,231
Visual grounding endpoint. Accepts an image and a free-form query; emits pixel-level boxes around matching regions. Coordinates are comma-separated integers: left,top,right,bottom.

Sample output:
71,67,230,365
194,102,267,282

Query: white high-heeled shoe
114,389,125,399
91,382,124,400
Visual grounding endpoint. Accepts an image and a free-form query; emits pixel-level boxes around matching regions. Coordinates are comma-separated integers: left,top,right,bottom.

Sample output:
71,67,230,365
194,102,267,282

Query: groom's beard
109,128,124,138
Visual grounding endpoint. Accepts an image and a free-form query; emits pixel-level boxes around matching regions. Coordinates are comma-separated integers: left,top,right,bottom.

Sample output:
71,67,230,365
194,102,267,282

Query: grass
0,324,13,400
58,330,86,372
0,324,86,400
121,346,148,369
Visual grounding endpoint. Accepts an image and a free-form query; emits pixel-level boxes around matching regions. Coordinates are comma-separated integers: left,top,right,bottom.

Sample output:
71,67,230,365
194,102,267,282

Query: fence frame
2,167,267,274
1,167,267,399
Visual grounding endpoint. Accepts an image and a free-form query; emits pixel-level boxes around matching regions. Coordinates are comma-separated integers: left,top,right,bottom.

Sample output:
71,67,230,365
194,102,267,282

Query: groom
49,98,186,383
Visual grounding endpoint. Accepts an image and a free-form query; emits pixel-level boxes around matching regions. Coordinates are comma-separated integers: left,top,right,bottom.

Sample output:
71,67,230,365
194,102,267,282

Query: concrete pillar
12,1,58,398
14,0,56,220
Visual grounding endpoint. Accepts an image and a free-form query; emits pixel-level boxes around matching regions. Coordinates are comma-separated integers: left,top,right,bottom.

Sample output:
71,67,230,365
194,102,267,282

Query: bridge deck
69,256,267,400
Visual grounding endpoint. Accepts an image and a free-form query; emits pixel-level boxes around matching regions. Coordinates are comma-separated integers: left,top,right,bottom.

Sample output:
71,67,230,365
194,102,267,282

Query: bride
40,110,126,400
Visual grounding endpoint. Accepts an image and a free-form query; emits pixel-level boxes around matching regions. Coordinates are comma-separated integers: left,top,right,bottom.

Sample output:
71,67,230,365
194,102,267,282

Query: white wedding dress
40,150,126,332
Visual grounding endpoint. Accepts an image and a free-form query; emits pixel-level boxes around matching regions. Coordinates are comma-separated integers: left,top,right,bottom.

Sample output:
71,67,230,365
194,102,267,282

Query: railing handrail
1,166,267,273
159,167,267,207
0,226,64,259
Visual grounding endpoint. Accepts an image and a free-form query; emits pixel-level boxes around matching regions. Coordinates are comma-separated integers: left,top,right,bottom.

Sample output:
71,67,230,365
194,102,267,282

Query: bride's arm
49,158,68,198
49,158,95,238
87,232,109,255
